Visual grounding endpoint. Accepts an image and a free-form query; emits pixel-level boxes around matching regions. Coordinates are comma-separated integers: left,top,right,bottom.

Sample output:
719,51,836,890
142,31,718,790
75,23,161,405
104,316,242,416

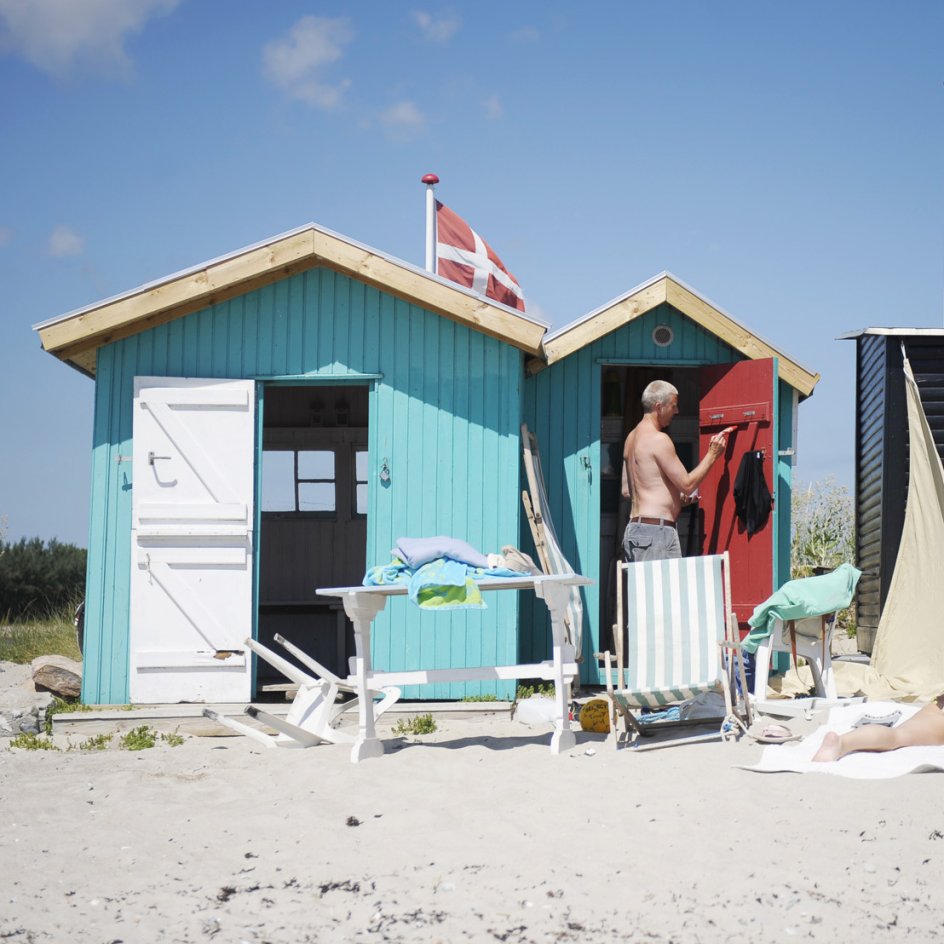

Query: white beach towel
740,702,944,779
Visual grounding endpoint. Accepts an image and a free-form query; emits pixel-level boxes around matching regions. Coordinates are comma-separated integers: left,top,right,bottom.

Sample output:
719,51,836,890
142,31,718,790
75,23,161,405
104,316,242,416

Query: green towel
742,563,861,654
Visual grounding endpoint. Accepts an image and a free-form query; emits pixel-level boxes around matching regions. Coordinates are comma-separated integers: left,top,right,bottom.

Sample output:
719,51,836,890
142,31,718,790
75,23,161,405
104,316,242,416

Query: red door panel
698,360,776,636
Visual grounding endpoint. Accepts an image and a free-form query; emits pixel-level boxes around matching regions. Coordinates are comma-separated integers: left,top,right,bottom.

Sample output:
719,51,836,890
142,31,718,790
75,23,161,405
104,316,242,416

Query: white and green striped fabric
615,554,728,709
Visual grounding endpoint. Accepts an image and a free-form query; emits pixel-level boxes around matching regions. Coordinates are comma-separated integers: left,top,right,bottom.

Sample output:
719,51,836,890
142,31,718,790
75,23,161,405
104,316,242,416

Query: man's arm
653,428,731,494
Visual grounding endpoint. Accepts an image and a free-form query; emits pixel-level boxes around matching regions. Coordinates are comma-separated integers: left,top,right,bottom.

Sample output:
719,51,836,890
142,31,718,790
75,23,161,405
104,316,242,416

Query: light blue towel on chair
742,563,861,654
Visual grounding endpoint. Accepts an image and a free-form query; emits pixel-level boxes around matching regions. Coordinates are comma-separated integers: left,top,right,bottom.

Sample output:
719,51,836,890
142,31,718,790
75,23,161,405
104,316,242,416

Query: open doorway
256,384,369,692
599,366,703,648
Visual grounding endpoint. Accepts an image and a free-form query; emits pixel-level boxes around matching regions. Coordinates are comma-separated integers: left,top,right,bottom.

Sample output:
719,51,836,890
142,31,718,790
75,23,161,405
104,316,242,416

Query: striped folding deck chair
600,552,750,749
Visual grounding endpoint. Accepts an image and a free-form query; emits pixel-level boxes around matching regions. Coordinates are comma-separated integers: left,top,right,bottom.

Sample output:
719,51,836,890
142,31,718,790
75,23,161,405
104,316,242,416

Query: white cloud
0,0,178,78
262,16,353,109
412,10,460,43
48,225,84,258
380,100,426,141
483,94,503,120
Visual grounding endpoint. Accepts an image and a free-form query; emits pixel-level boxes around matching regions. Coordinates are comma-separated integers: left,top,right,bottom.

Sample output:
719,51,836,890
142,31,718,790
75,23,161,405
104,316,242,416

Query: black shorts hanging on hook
733,450,772,536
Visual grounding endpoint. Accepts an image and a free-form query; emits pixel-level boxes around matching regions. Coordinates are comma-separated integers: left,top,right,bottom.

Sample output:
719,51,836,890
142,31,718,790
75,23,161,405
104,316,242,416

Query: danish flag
435,201,526,312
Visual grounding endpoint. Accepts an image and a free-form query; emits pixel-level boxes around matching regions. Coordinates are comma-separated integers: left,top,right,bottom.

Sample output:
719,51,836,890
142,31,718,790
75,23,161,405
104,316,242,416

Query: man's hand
708,426,736,456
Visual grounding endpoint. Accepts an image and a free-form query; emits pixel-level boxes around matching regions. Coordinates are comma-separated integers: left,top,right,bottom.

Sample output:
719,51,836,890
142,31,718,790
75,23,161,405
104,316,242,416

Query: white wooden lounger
210,573,591,761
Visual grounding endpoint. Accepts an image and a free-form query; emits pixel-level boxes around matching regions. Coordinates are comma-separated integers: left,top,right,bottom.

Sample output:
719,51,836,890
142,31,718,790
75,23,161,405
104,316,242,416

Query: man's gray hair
641,380,678,413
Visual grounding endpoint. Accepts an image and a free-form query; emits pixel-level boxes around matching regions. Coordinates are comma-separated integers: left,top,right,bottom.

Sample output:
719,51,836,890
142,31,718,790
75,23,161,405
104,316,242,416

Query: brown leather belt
630,516,677,529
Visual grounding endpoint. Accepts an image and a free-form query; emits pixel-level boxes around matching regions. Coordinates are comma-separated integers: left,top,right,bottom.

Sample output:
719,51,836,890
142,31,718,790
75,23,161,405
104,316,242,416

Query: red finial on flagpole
421,173,439,185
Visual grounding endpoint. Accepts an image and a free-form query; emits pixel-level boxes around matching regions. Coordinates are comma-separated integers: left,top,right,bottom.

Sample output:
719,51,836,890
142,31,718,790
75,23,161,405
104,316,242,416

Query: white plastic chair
752,614,838,702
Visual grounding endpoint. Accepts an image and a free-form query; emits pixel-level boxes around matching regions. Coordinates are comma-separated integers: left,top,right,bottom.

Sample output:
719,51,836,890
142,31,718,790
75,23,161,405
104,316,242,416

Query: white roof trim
838,327,944,339
33,221,549,332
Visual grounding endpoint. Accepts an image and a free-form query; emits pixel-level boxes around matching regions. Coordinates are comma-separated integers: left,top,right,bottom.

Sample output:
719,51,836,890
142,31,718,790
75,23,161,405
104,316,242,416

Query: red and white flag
435,201,526,312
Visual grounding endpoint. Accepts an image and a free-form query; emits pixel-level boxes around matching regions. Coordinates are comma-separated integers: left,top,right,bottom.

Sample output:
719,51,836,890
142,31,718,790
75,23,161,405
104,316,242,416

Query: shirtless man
622,380,734,562
812,693,944,762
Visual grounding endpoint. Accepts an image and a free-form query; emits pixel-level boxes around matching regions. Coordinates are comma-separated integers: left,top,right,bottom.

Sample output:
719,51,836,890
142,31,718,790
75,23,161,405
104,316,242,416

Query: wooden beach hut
37,222,821,705
520,273,820,684
840,328,944,653
35,224,548,705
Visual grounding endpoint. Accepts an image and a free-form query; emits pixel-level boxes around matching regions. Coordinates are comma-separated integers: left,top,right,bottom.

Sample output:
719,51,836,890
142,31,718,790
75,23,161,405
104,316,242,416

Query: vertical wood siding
854,334,944,652
521,304,747,683
854,335,886,647
83,269,522,704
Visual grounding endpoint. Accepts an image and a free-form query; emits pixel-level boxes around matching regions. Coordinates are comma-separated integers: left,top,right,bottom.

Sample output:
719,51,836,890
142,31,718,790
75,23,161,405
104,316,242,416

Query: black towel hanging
733,450,772,536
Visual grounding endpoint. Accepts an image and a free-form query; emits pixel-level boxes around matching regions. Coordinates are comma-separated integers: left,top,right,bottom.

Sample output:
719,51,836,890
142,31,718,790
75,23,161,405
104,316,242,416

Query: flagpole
421,173,439,272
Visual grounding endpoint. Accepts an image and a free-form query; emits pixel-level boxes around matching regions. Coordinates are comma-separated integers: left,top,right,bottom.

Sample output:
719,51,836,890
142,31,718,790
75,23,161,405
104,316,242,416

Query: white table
317,573,591,762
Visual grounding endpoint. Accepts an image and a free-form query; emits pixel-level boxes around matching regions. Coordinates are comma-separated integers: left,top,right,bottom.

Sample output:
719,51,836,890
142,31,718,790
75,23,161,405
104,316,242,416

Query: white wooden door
130,377,255,703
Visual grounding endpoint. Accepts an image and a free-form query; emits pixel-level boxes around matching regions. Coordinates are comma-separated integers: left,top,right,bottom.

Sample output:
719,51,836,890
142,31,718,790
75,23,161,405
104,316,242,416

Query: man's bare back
624,421,687,521
623,386,733,523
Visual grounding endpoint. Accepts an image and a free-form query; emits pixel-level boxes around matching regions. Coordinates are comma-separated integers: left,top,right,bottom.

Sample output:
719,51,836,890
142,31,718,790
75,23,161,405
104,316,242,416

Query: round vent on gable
652,324,674,347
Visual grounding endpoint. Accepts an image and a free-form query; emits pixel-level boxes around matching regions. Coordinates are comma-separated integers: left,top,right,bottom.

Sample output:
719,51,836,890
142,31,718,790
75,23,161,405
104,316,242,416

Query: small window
298,450,334,480
299,481,335,512
354,449,368,516
298,450,335,512
262,449,336,514
261,451,296,512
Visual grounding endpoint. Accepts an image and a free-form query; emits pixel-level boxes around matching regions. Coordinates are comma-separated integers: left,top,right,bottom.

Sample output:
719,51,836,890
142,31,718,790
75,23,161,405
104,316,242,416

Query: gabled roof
34,223,549,376
534,272,820,398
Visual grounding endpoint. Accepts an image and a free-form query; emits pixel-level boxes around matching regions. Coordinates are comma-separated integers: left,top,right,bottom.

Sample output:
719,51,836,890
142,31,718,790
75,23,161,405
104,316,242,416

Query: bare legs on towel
813,693,944,762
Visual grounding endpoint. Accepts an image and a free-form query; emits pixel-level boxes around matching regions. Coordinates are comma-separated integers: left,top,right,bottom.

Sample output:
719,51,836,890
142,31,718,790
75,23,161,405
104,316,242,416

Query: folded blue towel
363,556,529,610
393,536,489,570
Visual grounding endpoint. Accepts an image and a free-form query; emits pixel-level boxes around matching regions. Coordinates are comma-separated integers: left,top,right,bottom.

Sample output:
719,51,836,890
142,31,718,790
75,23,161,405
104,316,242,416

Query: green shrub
515,682,555,701
792,476,857,630
120,725,158,751
392,713,437,736
791,477,855,579
0,538,87,622
45,697,93,734
75,733,113,751
10,732,60,751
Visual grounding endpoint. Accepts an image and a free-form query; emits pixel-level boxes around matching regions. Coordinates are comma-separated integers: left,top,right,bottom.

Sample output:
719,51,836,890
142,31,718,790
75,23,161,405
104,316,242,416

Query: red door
697,359,776,637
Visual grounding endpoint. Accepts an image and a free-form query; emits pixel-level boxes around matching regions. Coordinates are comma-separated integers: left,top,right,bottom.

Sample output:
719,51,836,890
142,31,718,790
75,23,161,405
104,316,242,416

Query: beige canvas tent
777,350,944,703
864,350,944,700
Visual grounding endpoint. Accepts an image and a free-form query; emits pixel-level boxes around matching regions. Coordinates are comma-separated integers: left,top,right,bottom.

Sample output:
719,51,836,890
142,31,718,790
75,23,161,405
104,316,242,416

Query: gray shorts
622,521,681,562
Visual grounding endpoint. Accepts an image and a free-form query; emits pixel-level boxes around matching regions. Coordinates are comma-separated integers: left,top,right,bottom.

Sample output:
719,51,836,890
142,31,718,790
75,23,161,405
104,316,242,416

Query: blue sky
2,1,942,547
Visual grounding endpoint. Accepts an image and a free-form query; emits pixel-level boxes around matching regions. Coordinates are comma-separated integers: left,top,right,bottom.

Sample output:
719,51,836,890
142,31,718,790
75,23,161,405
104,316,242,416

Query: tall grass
791,476,857,634
0,604,81,663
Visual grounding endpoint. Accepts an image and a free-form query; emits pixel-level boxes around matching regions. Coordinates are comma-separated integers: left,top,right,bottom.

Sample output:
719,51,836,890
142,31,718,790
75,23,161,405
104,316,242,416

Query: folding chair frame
597,552,752,750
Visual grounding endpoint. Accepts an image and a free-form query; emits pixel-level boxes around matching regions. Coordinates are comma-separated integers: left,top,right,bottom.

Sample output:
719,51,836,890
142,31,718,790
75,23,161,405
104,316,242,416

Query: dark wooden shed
841,328,944,652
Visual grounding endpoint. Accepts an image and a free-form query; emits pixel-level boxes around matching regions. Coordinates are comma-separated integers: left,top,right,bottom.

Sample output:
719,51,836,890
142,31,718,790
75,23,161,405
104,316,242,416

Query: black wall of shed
854,334,944,651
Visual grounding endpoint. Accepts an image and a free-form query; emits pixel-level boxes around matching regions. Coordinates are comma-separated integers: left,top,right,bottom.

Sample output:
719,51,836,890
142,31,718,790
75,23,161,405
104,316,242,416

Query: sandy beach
2,690,944,944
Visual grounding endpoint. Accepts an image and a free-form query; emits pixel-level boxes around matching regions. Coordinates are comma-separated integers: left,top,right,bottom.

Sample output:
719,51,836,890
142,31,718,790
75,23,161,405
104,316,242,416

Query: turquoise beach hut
37,226,819,706
520,273,820,685
35,224,548,705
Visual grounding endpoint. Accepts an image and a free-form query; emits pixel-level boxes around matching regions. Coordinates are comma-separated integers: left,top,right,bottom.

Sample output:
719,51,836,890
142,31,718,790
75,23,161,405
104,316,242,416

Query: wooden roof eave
533,274,820,399
35,226,547,376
